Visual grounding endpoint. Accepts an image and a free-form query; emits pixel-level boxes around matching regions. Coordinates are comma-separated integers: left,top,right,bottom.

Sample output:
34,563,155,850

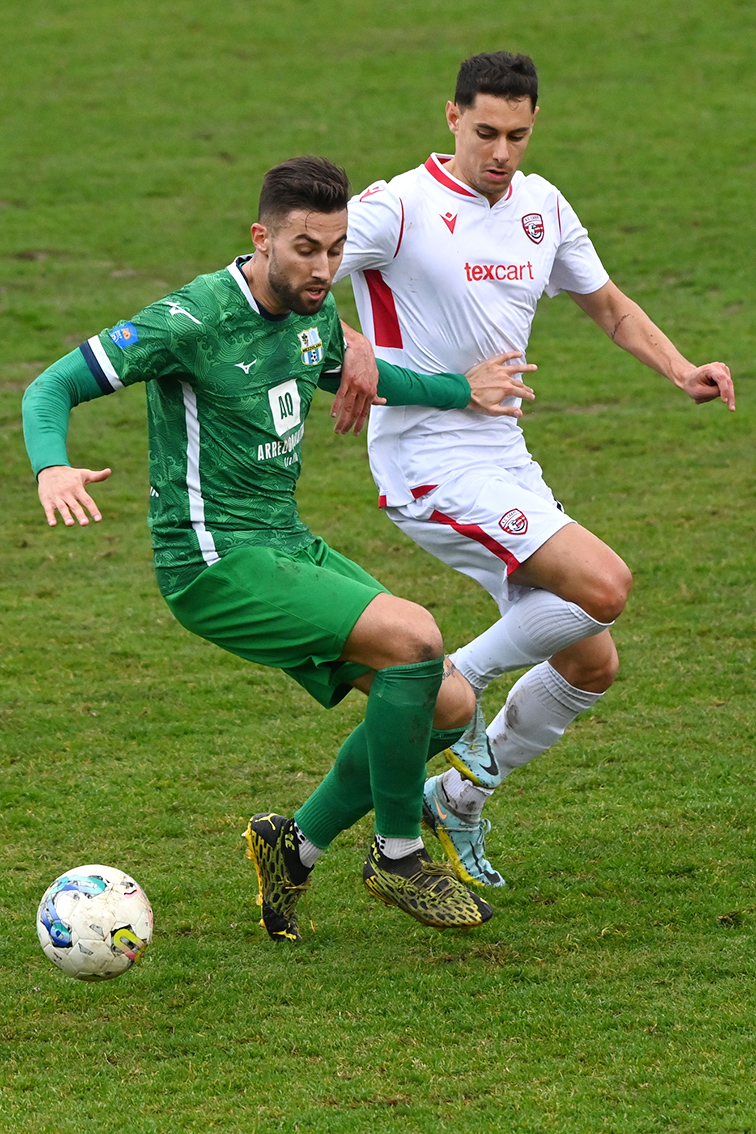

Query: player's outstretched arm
570,281,735,411
37,465,112,528
464,352,537,417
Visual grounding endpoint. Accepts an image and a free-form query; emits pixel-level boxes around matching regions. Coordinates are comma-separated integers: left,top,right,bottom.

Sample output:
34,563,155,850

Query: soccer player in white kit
335,51,735,887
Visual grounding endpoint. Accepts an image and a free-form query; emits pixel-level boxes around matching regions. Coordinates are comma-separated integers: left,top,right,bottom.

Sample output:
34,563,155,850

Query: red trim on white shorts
364,270,403,349
429,509,521,574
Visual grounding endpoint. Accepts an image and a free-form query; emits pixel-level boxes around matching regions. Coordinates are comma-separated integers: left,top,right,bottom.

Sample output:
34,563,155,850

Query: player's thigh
513,524,632,621
386,466,573,614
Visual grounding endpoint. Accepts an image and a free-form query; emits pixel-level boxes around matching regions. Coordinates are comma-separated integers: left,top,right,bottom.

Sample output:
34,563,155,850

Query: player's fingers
63,495,91,526
41,498,58,527
55,499,77,527
487,405,524,418
501,363,537,376
487,351,524,364
77,489,102,522
84,467,112,484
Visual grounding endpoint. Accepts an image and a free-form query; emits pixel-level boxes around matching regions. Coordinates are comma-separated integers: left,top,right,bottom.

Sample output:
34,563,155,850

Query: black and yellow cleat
243,813,311,943
362,841,494,930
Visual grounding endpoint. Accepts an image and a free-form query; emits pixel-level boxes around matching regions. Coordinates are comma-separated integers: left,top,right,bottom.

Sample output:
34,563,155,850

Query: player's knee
392,603,444,664
584,562,633,623
433,671,476,730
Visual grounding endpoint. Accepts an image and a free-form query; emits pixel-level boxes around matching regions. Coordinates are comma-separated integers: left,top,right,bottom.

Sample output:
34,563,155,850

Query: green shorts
164,538,390,708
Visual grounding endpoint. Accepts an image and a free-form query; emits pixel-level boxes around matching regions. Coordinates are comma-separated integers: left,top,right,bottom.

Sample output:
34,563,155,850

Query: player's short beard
268,254,330,316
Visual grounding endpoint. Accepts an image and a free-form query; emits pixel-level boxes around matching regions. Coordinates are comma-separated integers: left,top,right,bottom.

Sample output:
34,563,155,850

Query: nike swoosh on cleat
435,803,449,820
479,747,499,779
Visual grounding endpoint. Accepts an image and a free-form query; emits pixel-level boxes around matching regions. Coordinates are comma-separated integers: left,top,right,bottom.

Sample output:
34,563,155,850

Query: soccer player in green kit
23,157,537,941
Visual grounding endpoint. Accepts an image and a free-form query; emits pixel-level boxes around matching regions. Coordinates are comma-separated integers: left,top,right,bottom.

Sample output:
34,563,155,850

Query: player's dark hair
258,156,350,225
455,52,538,110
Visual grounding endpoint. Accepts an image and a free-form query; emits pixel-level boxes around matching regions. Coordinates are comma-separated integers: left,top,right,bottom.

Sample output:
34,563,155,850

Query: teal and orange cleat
422,775,506,888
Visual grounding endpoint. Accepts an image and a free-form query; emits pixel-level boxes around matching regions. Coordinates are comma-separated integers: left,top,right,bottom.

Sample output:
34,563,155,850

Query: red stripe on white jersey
411,484,438,498
429,509,521,574
378,494,387,508
364,270,403,348
394,198,405,257
424,155,477,198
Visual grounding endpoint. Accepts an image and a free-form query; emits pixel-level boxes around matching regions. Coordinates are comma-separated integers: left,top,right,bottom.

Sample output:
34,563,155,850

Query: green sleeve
317,360,471,408
22,350,106,476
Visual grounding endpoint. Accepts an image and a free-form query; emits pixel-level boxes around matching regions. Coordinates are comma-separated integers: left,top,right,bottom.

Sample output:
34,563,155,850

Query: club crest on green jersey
298,327,323,365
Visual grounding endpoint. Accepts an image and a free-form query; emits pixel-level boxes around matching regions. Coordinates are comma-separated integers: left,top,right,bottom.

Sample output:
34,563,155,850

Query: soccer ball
36,864,153,981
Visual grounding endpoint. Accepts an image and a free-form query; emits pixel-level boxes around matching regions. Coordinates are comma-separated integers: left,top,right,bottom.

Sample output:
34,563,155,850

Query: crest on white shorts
499,508,529,536
521,213,544,244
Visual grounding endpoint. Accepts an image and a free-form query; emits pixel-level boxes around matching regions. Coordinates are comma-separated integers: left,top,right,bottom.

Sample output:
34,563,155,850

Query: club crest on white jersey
298,327,323,365
521,213,544,244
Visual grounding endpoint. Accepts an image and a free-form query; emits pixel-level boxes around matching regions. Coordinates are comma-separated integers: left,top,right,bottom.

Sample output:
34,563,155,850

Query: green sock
365,658,443,838
294,691,465,849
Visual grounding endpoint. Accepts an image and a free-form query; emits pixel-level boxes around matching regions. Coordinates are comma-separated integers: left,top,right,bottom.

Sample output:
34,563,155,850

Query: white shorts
385,461,574,614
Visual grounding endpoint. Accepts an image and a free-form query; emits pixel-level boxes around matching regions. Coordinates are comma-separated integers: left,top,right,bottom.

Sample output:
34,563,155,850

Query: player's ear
445,100,460,135
251,222,270,255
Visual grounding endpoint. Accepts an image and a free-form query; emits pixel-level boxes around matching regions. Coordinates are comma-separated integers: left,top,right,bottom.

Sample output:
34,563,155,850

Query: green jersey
23,256,475,595
79,256,344,573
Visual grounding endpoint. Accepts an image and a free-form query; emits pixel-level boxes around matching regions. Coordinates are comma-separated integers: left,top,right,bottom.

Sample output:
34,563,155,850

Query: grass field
2,1,755,1130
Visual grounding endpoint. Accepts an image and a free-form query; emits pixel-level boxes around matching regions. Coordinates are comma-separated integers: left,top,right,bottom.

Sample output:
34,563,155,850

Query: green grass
2,1,756,1130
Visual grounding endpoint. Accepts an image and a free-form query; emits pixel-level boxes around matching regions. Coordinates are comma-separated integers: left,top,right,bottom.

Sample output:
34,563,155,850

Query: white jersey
337,153,610,507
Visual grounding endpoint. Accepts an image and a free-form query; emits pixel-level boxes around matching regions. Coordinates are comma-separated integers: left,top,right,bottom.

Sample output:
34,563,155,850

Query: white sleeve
334,182,404,283
545,195,610,298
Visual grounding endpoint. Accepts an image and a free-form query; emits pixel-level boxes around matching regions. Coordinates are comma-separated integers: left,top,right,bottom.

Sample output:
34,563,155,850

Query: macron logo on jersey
360,185,384,202
109,322,139,348
440,212,457,234
464,261,534,282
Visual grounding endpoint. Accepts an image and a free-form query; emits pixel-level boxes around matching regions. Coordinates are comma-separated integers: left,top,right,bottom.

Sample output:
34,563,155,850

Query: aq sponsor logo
499,508,528,536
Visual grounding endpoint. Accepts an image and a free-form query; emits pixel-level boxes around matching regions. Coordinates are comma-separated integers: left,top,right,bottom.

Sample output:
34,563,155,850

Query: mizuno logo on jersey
440,212,457,234
298,327,323,365
109,322,139,348
165,302,203,325
235,359,257,373
464,261,534,282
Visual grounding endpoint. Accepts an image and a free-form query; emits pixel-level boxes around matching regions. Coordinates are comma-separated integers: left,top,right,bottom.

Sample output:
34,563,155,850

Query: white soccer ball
36,864,153,981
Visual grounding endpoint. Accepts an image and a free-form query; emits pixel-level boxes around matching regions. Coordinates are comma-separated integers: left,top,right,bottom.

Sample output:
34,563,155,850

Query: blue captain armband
79,336,125,394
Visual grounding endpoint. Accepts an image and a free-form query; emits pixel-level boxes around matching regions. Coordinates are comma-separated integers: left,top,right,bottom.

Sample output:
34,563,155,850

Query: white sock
438,767,493,822
488,661,603,776
375,834,424,859
450,590,612,692
292,822,324,869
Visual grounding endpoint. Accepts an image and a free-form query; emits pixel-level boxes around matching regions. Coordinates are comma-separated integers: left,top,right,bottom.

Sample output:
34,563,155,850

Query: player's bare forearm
332,321,385,435
570,281,735,411
37,465,112,527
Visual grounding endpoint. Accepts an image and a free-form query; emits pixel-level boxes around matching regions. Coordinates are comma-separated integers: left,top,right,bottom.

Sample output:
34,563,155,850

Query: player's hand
332,323,386,435
465,351,536,417
679,362,735,410
37,465,112,527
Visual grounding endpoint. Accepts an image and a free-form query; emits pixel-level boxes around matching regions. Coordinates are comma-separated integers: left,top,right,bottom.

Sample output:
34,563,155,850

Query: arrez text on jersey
464,261,535,282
